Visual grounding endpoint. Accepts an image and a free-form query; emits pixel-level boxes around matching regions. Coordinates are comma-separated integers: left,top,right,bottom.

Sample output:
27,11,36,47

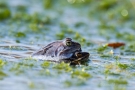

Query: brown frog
32,38,89,65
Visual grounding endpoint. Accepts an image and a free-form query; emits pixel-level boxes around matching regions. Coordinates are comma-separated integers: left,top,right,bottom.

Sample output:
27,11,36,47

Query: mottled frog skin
32,38,89,65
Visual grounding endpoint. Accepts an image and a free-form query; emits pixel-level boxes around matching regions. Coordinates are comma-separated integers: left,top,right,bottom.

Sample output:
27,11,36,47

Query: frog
32,38,90,65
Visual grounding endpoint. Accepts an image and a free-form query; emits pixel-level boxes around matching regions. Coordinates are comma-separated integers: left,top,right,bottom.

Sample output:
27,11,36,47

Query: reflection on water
0,40,36,60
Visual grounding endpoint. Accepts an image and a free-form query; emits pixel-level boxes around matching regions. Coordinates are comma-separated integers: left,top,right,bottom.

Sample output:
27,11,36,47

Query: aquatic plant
71,69,91,80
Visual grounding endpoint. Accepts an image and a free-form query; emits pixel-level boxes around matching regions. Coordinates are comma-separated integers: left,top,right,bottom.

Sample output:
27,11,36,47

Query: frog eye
66,41,72,46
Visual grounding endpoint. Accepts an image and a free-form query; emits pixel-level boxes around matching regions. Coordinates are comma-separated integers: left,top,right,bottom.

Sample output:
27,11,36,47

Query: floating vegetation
0,0,135,90
14,32,26,38
108,78,128,85
117,63,129,70
97,44,109,52
64,79,86,87
0,2,11,20
41,61,50,68
0,70,7,79
53,62,72,72
0,59,6,68
71,69,91,80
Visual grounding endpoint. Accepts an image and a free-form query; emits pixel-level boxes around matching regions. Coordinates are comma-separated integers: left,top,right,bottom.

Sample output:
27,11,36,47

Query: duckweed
64,80,72,87
56,32,65,40
97,44,109,52
75,22,86,28
71,70,91,80
14,32,26,38
39,69,52,76
0,71,7,79
41,61,50,68
0,0,135,90
16,5,27,12
104,69,120,76
0,2,11,20
53,62,72,72
118,63,129,70
64,79,86,87
43,0,53,9
0,59,5,67
98,0,117,10
28,81,35,89
0,8,11,20
29,23,39,31
108,79,128,85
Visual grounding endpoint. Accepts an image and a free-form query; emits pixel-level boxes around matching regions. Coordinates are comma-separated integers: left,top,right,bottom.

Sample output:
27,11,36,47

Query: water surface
0,0,135,90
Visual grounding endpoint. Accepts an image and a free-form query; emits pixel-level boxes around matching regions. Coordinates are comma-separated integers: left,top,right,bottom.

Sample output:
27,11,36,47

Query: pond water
0,0,135,90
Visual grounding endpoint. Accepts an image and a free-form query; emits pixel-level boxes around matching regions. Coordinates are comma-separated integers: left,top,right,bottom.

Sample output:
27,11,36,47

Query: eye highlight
66,41,72,46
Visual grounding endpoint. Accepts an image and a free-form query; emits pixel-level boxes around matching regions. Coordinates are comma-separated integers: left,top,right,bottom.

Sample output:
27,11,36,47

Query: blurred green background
0,0,135,44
